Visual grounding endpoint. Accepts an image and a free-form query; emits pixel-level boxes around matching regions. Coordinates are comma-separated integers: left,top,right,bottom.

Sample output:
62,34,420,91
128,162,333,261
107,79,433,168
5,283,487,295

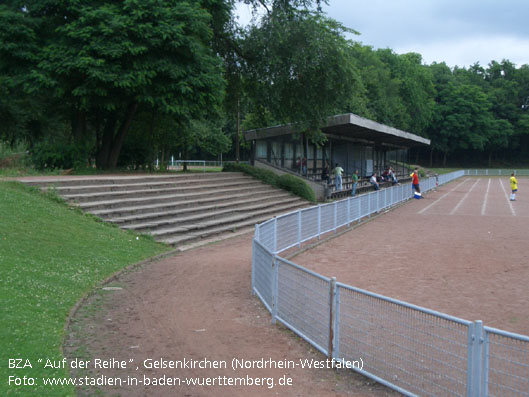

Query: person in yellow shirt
510,172,518,201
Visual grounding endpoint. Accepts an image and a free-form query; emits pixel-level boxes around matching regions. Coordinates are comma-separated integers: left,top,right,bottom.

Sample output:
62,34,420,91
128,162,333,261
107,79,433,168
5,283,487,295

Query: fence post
273,217,278,253
251,238,256,295
328,277,336,360
347,198,351,227
252,225,260,296
297,210,302,248
334,202,337,234
333,284,341,360
271,255,279,325
358,195,361,221
482,330,490,396
367,192,371,217
317,205,321,239
467,320,484,397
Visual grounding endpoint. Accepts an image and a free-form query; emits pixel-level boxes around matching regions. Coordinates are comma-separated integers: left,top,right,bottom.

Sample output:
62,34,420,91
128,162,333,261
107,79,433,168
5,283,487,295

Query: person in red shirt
411,168,421,194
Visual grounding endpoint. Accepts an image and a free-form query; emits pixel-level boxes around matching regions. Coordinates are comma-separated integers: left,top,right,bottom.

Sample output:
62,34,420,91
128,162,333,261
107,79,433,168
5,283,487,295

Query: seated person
388,167,398,185
382,168,390,181
370,173,380,190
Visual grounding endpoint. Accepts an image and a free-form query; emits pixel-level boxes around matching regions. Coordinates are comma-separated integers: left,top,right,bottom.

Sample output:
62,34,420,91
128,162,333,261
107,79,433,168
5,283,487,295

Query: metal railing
464,169,529,176
251,170,529,396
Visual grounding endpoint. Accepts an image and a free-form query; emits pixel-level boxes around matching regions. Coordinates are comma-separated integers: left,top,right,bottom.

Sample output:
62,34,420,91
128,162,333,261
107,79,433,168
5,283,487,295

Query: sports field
294,176,529,335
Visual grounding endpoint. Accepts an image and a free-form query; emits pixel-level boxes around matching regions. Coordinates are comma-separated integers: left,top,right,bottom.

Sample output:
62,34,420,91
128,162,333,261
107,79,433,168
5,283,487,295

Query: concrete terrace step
48,175,255,195
18,172,244,188
17,172,311,249
109,191,297,226
62,179,261,203
158,202,311,246
89,188,285,219
79,184,273,212
121,196,305,232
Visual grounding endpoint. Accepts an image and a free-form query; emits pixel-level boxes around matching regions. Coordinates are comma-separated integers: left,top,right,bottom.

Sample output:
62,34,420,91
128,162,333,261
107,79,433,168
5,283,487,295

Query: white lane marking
499,178,516,216
449,179,481,215
418,179,469,215
481,178,491,216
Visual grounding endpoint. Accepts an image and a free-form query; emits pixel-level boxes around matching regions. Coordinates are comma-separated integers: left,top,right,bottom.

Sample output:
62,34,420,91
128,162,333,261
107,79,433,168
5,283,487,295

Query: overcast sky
236,0,529,68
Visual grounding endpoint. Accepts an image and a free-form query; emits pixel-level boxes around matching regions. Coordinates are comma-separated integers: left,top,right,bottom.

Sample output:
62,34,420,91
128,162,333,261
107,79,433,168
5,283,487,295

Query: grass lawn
0,181,170,396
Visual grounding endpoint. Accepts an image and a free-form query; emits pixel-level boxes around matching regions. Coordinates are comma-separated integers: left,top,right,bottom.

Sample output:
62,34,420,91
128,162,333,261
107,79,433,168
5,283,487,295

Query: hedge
223,163,316,203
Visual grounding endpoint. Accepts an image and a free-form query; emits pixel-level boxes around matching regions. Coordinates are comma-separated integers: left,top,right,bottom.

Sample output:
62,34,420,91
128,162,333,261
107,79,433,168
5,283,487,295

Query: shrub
223,163,316,202
31,141,89,170
276,174,316,202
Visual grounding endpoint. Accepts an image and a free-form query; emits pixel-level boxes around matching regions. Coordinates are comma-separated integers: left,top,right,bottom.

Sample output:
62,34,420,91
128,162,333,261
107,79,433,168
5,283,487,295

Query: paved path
67,233,397,396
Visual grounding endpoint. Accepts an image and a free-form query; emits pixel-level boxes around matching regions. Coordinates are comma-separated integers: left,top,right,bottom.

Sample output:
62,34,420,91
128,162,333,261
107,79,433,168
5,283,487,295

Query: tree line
1,0,528,170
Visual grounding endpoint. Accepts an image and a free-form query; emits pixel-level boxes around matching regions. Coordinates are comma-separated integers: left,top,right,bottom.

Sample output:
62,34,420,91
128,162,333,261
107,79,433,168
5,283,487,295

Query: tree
240,8,362,139
430,82,495,165
1,0,226,169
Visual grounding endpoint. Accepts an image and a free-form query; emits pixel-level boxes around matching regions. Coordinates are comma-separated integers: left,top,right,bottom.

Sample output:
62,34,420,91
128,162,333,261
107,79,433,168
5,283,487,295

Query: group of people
322,163,400,195
321,163,358,194
321,164,521,202
320,165,520,202
369,167,399,191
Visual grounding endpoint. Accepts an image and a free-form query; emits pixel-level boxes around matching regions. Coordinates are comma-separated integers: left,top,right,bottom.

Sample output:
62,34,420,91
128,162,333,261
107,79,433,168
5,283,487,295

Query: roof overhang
243,113,430,147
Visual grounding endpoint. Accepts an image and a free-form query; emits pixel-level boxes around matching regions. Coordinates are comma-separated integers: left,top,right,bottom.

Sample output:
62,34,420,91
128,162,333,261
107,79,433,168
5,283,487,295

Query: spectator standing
352,169,359,196
411,168,421,194
510,172,518,201
333,163,344,191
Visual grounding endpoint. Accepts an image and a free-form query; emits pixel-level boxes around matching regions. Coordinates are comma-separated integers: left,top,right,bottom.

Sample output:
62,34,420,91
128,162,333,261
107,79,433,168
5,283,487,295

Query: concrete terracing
18,172,310,250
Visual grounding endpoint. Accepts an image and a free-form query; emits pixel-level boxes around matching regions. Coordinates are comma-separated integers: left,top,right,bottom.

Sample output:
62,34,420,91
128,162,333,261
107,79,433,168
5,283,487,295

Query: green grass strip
0,181,169,396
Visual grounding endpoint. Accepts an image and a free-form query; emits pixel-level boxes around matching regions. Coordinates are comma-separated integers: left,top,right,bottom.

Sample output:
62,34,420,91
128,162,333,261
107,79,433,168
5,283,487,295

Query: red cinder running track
294,176,529,335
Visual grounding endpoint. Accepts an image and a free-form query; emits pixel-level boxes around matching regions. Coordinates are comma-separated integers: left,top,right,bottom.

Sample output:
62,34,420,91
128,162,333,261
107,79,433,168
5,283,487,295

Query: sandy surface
294,177,529,335
66,235,398,396
65,176,528,396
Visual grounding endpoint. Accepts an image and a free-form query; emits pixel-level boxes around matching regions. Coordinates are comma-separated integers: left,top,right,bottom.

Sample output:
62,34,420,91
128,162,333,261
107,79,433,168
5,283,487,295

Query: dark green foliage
1,0,529,169
276,174,316,202
223,162,278,184
31,141,89,170
223,163,316,202
241,8,361,135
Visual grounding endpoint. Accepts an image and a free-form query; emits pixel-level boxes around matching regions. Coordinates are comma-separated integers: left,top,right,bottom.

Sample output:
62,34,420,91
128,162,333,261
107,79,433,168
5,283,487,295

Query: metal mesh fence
276,212,299,252
484,328,529,396
258,219,275,252
251,170,529,396
300,207,319,242
369,192,378,214
320,202,335,234
349,196,361,222
276,257,331,355
465,169,529,176
336,199,349,228
336,284,470,396
360,193,370,218
252,239,274,312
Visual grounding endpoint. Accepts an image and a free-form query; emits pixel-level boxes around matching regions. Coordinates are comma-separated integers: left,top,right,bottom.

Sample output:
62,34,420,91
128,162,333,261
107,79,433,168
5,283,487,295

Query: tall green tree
241,8,362,139
1,0,226,169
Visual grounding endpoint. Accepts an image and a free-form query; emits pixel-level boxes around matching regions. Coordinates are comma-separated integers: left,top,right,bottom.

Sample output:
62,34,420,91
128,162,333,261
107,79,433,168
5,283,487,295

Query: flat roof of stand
243,113,430,147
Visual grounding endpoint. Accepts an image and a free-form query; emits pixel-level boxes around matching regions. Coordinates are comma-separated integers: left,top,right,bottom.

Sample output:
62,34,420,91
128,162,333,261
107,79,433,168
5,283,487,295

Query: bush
31,141,89,170
276,174,316,202
0,142,31,169
223,163,316,202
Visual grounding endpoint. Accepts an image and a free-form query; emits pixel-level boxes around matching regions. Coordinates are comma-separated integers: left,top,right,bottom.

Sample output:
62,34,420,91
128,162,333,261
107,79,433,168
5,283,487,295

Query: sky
236,0,529,69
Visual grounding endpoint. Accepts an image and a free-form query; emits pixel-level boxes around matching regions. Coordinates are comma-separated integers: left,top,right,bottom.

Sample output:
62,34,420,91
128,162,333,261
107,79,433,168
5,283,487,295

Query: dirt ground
66,235,398,396
294,176,529,335
65,176,528,396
